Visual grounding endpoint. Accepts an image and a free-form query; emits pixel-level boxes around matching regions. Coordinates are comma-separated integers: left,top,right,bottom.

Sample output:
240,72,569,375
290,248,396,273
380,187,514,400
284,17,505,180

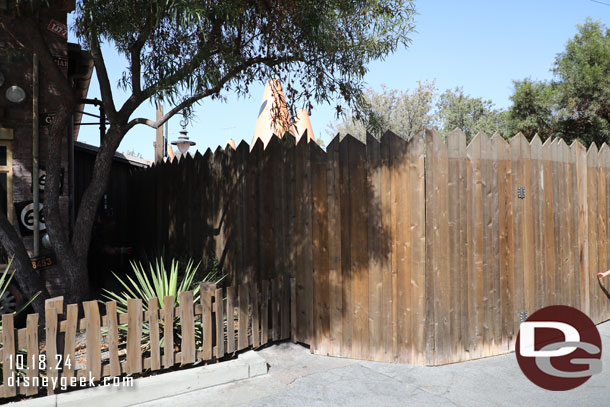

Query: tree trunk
0,212,50,315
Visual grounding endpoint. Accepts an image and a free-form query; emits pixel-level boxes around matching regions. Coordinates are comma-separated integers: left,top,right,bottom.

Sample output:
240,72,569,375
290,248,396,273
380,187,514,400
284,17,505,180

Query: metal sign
14,201,45,236
41,112,55,127
31,254,56,271
34,167,64,194
47,19,68,39
52,56,68,69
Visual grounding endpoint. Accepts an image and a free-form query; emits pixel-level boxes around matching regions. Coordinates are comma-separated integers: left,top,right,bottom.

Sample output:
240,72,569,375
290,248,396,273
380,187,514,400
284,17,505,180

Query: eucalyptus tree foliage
329,81,505,143
0,0,416,308
75,0,417,123
328,80,438,141
436,87,507,143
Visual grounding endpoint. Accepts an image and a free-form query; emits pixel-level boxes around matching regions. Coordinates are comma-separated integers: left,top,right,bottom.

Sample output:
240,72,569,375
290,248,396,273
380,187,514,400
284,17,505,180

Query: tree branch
90,35,118,120
129,16,153,97
71,124,126,258
126,55,298,131
130,44,142,96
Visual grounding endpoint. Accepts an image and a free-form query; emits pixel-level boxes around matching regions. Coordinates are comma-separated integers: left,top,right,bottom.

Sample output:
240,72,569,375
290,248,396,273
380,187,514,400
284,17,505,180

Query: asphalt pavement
132,321,610,407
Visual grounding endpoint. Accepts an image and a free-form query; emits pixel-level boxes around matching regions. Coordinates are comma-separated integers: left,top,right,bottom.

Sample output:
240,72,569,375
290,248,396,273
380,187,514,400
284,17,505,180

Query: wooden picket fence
0,277,294,398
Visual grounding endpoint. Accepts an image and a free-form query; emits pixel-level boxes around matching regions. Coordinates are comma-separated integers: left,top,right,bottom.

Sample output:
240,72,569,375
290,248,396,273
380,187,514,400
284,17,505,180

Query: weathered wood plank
199,282,215,360
520,135,536,320
339,135,352,357
280,275,290,340
486,134,500,357
587,145,599,321
598,146,608,321
365,134,382,361
291,277,297,342
226,286,236,353
44,305,59,395
553,140,566,306
84,301,102,381
509,134,525,352
346,135,369,361
163,296,174,368
566,141,578,310
574,141,589,314
541,138,556,308
448,130,467,361
531,136,545,314
62,304,78,381
215,287,225,358
238,284,249,350
251,281,260,347
480,132,493,357
312,142,330,355
295,138,314,344
392,131,412,365
326,136,343,357
379,132,393,362
25,313,39,396
410,131,427,365
426,129,450,364
127,299,143,374
467,133,484,358
272,277,280,341
2,313,15,397
106,301,122,376
600,144,610,319
261,281,269,345
179,291,196,364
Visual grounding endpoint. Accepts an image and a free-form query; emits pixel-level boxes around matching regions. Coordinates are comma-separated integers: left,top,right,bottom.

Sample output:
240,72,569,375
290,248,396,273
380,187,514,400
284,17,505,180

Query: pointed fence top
226,139,237,150
569,139,585,151
530,134,542,147
293,109,316,145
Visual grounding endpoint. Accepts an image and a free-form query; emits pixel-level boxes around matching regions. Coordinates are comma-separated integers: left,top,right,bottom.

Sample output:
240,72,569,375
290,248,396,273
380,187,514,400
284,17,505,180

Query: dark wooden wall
125,131,610,365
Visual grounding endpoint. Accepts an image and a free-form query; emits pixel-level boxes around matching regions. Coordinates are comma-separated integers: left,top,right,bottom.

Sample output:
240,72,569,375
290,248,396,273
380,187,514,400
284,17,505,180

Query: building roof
74,141,151,168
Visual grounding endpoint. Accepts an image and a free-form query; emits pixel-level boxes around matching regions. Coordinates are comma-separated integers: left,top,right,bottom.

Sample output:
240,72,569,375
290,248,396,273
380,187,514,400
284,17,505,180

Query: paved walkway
134,321,610,407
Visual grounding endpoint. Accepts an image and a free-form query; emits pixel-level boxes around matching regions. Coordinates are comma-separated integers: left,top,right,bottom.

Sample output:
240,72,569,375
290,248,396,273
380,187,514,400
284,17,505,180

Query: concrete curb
9,351,268,407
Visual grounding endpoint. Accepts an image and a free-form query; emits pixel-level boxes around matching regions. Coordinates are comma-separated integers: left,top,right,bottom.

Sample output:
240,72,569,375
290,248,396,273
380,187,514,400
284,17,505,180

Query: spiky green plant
0,257,41,382
102,257,225,352
0,257,40,316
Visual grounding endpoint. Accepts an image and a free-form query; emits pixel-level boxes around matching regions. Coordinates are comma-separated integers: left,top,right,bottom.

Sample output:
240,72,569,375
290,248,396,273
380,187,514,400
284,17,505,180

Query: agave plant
102,257,225,351
0,257,41,383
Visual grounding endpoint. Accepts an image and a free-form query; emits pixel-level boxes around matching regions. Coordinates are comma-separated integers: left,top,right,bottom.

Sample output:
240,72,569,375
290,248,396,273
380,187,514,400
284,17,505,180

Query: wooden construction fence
127,130,610,366
0,277,293,398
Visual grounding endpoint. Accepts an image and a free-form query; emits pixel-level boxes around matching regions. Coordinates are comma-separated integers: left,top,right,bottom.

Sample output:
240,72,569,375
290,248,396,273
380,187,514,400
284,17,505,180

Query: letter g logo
516,305,602,391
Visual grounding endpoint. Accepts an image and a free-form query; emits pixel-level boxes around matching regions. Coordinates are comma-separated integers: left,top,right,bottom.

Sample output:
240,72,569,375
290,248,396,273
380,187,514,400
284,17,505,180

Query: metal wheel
0,284,22,314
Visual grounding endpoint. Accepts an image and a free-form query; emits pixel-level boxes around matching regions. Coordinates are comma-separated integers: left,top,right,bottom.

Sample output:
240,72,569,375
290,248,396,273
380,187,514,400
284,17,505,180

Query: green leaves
101,257,225,351
74,0,417,121
329,81,504,143
507,19,610,147
102,257,224,313
436,87,505,143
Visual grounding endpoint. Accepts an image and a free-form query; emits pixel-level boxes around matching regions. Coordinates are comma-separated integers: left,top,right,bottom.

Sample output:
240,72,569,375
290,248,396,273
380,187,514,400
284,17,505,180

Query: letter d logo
519,321,580,357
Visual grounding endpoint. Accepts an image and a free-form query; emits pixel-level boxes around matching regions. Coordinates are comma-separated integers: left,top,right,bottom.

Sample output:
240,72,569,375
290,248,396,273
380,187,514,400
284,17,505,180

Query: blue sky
70,0,610,159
